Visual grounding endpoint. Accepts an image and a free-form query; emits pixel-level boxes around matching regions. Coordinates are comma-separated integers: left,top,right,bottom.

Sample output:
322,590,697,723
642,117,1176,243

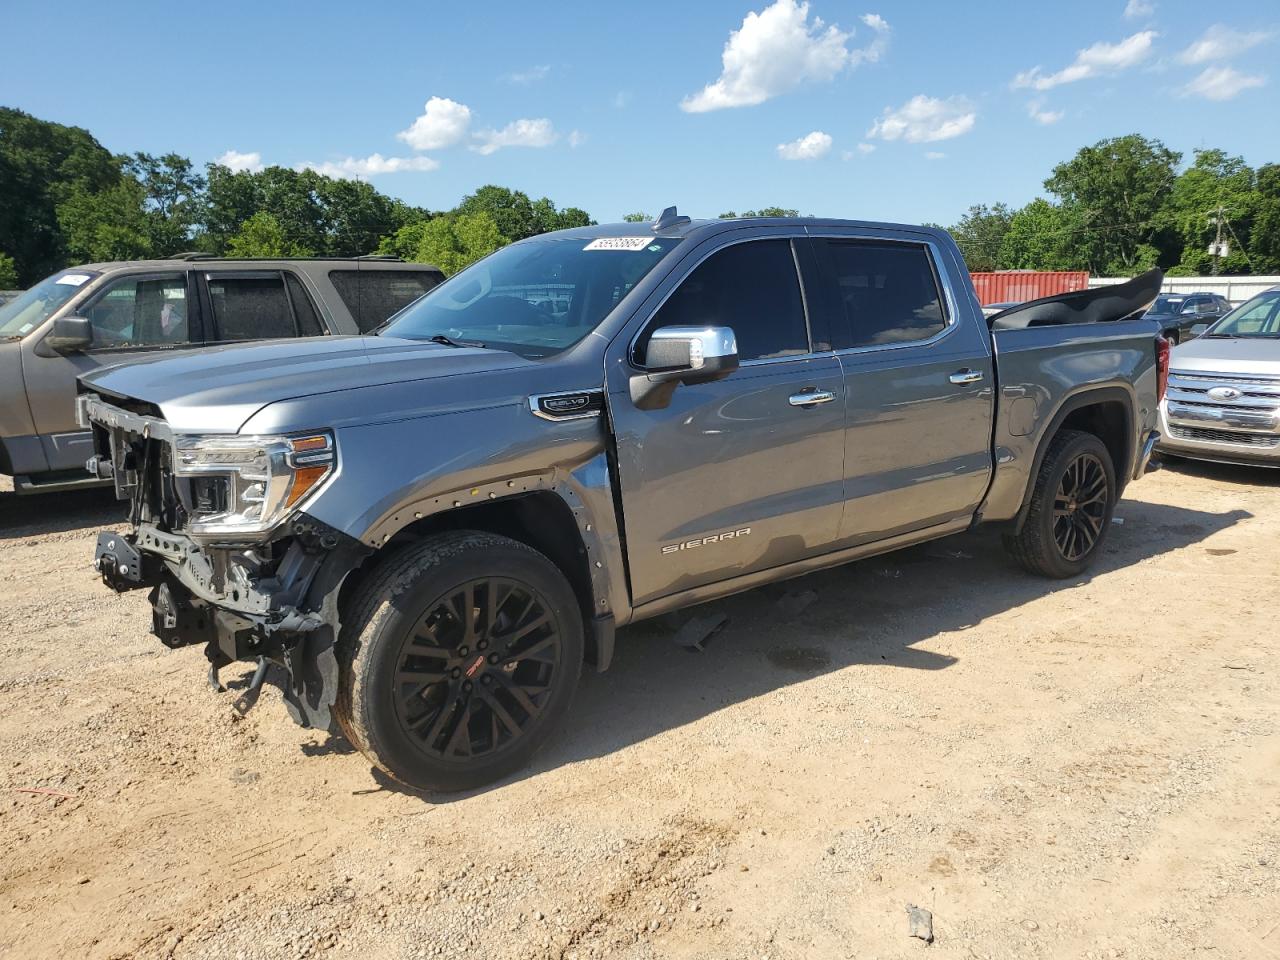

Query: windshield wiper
427,334,486,349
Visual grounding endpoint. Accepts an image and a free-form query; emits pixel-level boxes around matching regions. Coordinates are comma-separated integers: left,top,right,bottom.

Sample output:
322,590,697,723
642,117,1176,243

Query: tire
1003,429,1117,579
334,531,584,792
1164,329,1179,346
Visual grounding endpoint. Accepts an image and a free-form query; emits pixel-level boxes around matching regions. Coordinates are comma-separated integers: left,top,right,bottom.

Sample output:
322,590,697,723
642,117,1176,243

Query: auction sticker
583,237,653,251
55,273,91,286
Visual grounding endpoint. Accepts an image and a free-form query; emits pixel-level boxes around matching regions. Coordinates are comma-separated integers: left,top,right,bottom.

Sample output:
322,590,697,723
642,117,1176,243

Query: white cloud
680,0,888,112
1180,65,1266,100
299,154,439,179
471,118,559,155
215,149,263,173
1013,30,1156,90
505,65,551,85
857,141,876,154
397,97,472,151
925,151,946,160
1178,25,1272,65
777,130,833,160
568,129,588,148
1123,0,1154,20
1028,99,1064,125
867,94,976,143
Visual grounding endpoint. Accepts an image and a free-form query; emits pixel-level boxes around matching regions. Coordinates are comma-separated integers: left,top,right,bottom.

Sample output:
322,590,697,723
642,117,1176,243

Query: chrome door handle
949,369,984,385
789,390,836,407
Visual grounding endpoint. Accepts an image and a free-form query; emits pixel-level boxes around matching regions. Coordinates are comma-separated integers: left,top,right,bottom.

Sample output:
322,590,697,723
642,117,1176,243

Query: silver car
1159,286,1280,466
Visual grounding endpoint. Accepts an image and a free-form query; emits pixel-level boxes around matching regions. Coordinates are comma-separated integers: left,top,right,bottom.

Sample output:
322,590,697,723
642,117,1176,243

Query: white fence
1089,275,1279,306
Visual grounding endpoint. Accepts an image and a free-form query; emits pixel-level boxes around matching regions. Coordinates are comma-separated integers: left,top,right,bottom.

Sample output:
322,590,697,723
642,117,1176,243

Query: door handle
789,389,836,407
949,369,984,385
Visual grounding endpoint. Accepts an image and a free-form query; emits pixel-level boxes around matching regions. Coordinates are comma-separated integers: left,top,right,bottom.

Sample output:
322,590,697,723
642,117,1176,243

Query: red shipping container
969,271,1089,307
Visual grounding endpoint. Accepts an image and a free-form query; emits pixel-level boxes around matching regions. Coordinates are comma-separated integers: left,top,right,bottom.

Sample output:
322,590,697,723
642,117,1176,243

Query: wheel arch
1012,385,1135,534
337,486,617,670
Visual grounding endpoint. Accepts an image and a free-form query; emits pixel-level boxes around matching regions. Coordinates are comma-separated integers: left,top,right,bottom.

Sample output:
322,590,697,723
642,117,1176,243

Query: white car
1159,287,1280,467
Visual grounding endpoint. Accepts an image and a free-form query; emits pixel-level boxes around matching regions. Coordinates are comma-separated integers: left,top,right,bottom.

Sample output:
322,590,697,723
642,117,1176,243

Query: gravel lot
1,459,1277,960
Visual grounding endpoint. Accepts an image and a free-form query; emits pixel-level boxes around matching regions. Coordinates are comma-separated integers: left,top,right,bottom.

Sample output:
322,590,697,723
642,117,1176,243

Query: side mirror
630,325,739,410
40,316,93,355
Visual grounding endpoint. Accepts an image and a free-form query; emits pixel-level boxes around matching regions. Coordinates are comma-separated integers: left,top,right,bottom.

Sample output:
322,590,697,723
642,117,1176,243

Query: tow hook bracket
232,657,273,716
94,532,149,592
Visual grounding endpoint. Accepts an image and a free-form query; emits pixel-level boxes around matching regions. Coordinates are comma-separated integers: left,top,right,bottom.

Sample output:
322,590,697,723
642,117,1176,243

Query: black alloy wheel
394,577,562,760
1052,451,1109,562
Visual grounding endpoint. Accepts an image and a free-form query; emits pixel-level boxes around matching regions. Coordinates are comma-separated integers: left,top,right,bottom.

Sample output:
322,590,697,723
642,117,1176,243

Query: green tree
947,203,1014,272
0,253,17,288
1250,164,1280,272
998,199,1083,271
1043,134,1181,274
124,152,206,255
56,177,152,263
622,211,652,223
718,207,800,218
204,164,422,257
1163,149,1257,275
0,107,120,284
377,218,436,260
226,211,311,258
412,212,504,275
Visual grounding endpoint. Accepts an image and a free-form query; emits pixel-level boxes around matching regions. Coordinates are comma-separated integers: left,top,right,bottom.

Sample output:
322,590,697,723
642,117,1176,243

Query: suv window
207,274,296,341
329,269,443,332
823,240,947,349
83,274,192,348
641,239,808,363
284,273,324,336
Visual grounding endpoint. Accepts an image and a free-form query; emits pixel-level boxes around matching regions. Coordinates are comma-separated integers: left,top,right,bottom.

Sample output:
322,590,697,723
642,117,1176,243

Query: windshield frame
0,270,101,339
1201,289,1280,339
377,235,684,360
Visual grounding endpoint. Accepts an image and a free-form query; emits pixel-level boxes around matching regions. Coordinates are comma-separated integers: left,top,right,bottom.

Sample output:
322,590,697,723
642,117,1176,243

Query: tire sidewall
352,539,583,791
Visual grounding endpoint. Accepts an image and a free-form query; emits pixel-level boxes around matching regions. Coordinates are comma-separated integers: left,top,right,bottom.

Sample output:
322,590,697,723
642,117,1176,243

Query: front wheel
335,531,583,792
1003,429,1116,579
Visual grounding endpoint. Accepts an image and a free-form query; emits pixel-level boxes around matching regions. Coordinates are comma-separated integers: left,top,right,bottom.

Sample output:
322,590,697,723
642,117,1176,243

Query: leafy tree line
0,107,593,285
944,134,1280,277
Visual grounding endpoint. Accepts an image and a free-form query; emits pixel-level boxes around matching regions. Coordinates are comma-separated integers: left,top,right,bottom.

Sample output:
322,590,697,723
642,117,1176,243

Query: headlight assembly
173,433,336,540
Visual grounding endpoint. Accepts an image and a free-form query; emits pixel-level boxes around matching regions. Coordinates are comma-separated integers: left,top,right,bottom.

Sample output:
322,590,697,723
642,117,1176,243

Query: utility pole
1208,204,1227,276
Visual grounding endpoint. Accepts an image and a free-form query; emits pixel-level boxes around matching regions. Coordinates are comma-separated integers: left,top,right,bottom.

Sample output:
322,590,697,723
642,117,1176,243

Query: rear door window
328,269,444,332
284,273,325,336
820,240,948,349
206,273,296,341
82,273,193,348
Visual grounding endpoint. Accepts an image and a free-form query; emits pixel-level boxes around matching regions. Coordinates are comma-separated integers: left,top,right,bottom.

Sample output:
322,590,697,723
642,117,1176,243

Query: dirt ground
0,458,1277,960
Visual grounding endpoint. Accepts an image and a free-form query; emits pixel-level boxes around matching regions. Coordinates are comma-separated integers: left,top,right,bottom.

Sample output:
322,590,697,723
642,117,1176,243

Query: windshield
1145,294,1185,316
1204,290,1280,338
380,236,683,358
0,270,99,338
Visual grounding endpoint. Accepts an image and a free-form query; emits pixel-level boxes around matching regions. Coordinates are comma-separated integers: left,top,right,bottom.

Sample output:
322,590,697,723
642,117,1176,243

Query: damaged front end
82,394,369,729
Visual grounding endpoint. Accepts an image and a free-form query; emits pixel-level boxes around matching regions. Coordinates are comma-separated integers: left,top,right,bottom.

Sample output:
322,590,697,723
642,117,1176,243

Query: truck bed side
981,317,1159,525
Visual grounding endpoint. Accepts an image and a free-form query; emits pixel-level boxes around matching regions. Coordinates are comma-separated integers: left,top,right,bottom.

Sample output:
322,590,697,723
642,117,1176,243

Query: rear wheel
335,531,583,792
1003,430,1116,579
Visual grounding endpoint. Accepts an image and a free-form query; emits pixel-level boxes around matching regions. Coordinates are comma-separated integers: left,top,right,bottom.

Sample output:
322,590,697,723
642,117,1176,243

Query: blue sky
3,0,1277,225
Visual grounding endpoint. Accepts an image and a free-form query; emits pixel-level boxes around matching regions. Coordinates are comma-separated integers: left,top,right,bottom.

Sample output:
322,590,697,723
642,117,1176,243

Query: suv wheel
1003,429,1116,579
335,531,583,792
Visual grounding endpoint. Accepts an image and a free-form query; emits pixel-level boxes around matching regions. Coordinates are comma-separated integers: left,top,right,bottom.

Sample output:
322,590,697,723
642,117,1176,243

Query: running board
13,472,111,495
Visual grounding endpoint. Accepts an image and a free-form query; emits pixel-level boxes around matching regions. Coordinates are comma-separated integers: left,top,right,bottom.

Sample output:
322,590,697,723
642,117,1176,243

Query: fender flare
1011,384,1136,533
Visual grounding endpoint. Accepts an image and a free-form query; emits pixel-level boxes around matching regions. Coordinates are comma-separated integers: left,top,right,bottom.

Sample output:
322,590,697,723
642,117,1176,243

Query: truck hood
81,335,531,433
1170,336,1280,375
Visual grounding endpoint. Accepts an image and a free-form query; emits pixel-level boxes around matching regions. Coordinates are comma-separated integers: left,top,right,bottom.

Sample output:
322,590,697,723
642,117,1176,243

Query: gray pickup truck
80,211,1166,791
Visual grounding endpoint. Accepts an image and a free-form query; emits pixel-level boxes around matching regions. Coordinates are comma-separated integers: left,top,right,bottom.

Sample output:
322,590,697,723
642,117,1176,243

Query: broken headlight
173,433,336,541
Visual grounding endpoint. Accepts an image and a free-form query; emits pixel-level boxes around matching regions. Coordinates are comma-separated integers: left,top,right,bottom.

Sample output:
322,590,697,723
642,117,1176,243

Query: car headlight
173,433,336,540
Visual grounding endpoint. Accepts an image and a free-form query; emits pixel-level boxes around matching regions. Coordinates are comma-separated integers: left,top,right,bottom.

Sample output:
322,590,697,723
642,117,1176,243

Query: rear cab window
819,240,948,349
329,269,444,332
